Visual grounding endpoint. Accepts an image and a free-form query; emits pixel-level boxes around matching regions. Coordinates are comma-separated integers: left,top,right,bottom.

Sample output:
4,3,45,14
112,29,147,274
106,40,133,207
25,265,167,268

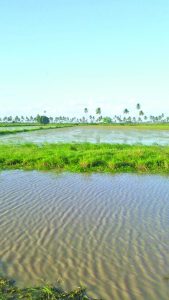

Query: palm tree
8,116,12,122
21,116,24,122
139,110,144,116
136,103,141,110
123,108,129,115
89,115,93,123
30,116,34,123
96,107,101,115
96,108,101,123
84,108,88,123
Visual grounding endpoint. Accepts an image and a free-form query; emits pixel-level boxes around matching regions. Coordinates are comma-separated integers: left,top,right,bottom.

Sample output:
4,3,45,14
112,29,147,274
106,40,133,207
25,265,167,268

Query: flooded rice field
1,125,169,145
0,171,169,299
0,126,37,131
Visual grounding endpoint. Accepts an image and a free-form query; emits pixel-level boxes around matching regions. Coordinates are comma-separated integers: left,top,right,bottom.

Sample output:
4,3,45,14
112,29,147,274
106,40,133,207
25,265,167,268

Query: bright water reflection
1,126,169,145
0,171,169,299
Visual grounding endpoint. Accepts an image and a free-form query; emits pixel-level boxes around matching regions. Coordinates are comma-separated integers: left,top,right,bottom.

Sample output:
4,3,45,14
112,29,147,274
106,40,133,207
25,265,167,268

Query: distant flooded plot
0,171,169,300
0,125,169,145
0,126,36,131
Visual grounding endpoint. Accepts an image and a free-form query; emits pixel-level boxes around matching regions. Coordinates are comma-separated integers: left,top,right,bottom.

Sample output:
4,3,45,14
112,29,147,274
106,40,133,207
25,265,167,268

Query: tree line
0,104,168,124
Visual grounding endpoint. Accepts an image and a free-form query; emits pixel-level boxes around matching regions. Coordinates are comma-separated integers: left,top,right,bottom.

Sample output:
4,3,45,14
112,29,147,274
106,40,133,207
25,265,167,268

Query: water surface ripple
0,171,169,299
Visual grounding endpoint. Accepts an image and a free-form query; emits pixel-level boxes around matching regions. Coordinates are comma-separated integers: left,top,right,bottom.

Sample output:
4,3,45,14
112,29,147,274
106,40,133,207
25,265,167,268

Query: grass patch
0,143,169,174
0,277,99,299
93,123,169,130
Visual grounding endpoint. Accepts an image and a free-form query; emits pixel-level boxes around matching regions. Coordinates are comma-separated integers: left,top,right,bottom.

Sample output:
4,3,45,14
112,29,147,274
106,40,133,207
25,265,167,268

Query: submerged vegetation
0,277,98,300
0,143,169,174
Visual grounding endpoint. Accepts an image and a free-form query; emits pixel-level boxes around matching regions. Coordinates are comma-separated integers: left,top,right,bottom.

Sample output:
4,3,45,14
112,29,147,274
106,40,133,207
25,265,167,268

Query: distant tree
89,115,93,123
15,116,20,122
123,108,129,115
136,103,141,110
102,116,112,124
96,107,101,115
139,110,144,116
98,115,102,122
8,116,12,122
30,116,34,122
84,108,88,123
37,115,49,125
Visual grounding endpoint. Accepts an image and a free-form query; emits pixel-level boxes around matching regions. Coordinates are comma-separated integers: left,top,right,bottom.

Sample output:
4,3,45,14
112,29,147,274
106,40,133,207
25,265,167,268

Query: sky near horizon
0,0,169,117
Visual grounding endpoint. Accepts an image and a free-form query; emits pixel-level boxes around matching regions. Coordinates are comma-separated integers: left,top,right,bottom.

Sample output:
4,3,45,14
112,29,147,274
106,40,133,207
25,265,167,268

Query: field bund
0,143,169,174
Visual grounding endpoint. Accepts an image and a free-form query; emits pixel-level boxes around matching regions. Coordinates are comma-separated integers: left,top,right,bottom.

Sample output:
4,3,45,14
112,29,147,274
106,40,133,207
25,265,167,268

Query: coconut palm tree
89,115,93,123
21,116,24,122
84,108,88,123
136,103,141,110
96,107,101,115
7,116,12,122
139,110,144,116
123,108,129,115
96,108,101,123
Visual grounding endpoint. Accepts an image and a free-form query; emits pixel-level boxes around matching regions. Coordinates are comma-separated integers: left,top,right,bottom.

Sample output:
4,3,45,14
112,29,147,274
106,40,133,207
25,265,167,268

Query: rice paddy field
0,124,169,299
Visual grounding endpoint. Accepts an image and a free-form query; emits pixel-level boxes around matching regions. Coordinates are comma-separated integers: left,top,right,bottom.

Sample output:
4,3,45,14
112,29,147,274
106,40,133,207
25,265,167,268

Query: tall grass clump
0,143,169,174
0,276,100,299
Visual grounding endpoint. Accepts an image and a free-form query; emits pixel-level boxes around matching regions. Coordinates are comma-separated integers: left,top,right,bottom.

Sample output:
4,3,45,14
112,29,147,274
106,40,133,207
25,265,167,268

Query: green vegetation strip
0,123,42,127
0,124,77,135
0,143,169,174
0,277,98,300
94,123,169,130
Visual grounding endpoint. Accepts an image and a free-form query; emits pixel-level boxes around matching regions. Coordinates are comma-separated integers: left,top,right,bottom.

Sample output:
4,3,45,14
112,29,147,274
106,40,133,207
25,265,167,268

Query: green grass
83,123,169,130
0,143,169,174
0,123,42,127
0,277,99,300
1,122,169,131
0,124,77,135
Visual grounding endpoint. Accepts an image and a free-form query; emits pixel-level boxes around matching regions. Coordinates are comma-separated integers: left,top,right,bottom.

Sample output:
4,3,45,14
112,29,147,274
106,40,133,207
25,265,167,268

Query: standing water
1,126,169,145
0,171,169,299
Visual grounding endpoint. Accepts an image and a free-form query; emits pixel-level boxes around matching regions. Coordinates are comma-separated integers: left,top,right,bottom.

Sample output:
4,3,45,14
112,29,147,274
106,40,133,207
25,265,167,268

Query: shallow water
0,171,169,299
0,126,37,131
1,126,169,145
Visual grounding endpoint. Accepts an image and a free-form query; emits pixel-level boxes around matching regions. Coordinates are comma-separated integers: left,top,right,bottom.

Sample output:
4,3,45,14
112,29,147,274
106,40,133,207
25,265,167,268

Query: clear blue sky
0,0,168,117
